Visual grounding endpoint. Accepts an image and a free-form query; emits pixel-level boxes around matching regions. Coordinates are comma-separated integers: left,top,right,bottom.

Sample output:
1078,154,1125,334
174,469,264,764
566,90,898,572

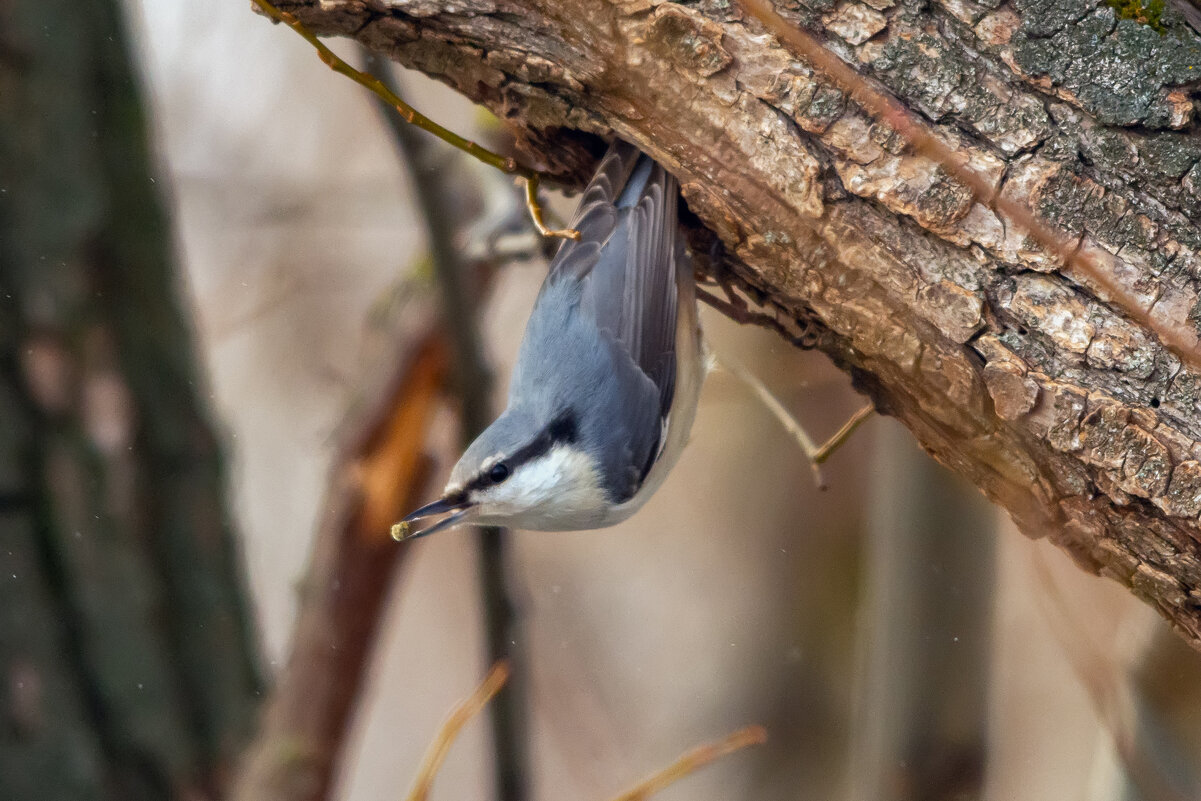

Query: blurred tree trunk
850,420,996,801
1116,627,1201,800
281,0,1201,648
0,1,262,799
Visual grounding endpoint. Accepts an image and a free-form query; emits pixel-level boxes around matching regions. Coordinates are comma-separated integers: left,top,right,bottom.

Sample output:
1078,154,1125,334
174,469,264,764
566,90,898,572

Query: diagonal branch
256,0,1201,648
738,0,1201,372
230,318,449,801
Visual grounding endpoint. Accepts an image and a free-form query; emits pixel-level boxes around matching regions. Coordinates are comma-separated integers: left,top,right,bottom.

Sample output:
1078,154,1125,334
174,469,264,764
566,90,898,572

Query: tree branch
363,54,532,801
229,313,448,801
269,0,1201,647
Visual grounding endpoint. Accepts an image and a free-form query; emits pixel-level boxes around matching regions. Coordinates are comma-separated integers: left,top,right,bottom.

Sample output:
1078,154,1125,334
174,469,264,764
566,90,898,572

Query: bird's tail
613,148,657,209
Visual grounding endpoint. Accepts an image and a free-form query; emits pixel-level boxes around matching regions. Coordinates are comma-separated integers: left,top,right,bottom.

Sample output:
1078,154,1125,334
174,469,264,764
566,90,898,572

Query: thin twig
248,0,577,240
606,725,768,801
714,355,872,487
696,287,812,347
812,403,874,465
404,662,511,801
364,52,531,801
525,175,581,240
712,354,826,489
738,0,1201,372
400,667,764,801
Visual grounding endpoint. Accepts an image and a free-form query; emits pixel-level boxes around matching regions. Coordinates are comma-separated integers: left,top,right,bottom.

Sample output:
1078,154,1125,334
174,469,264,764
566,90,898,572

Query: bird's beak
391,495,475,542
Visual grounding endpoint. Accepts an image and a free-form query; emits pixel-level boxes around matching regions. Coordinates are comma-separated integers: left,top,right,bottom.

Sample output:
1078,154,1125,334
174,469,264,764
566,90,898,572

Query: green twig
249,0,578,241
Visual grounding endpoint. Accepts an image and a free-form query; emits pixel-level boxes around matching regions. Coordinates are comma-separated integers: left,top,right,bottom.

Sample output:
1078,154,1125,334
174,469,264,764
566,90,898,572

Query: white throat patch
473,444,609,531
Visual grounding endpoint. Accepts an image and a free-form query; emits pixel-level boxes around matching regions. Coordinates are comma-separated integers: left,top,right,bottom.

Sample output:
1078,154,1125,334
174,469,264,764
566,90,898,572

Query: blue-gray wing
535,141,685,498
547,142,682,423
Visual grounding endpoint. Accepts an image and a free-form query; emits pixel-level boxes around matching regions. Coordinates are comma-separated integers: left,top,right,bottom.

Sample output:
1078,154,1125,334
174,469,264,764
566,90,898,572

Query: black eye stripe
547,412,577,444
466,409,577,492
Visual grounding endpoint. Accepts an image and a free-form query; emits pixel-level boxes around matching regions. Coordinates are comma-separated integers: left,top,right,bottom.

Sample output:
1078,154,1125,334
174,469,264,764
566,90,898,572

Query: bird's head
394,407,609,539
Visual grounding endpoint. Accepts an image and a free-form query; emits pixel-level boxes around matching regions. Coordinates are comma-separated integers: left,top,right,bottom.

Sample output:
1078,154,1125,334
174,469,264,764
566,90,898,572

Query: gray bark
275,0,1201,647
0,1,262,797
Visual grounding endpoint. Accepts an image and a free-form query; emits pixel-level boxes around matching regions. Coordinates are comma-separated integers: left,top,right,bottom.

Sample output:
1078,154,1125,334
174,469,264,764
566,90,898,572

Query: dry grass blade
400,666,761,801
606,725,768,801
738,0,1201,373
404,661,512,801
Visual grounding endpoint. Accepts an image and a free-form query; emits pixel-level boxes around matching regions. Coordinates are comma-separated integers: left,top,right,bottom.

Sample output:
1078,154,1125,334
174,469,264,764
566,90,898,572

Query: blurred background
4,1,1201,800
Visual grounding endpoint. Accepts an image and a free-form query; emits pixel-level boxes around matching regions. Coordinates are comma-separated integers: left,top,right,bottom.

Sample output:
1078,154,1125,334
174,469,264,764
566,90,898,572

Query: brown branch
258,0,1201,647
363,53,533,801
230,320,449,801
737,0,1201,372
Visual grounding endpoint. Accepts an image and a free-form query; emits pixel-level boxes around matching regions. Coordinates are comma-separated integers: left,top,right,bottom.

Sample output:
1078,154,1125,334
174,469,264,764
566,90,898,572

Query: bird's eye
488,462,511,484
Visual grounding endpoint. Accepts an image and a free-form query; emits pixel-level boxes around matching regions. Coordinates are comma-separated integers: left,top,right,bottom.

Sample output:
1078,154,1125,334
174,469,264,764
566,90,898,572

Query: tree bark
0,1,262,797
273,0,1201,646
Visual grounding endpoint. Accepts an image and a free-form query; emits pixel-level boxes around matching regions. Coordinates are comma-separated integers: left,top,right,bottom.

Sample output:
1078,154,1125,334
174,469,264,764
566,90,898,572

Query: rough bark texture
0,1,262,797
277,0,1201,645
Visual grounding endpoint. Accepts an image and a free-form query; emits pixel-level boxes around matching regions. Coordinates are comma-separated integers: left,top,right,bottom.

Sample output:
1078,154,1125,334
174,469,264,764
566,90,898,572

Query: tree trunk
275,0,1201,646
0,1,262,797
850,420,996,800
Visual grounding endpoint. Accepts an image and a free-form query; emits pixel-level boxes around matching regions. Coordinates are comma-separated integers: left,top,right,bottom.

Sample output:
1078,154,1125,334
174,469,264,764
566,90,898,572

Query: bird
394,140,702,540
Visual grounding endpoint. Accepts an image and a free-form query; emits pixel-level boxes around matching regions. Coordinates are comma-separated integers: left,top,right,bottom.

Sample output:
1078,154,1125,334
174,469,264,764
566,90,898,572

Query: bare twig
405,662,511,801
738,0,1201,372
812,404,874,465
696,287,814,348
231,45,530,798
400,664,765,801
364,52,532,801
248,0,578,241
713,357,872,488
606,725,768,801
715,354,827,488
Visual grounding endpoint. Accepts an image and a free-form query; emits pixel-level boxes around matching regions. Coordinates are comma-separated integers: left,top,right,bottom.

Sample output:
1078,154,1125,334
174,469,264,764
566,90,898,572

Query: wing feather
518,140,686,499
545,142,682,422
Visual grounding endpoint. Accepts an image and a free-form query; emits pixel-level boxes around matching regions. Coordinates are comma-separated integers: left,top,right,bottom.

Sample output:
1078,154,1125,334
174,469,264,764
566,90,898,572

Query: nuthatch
396,141,702,539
